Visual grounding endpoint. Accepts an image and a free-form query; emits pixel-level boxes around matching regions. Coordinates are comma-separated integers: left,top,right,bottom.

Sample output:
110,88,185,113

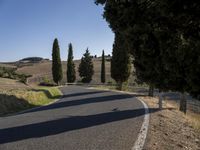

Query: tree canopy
111,33,131,90
78,49,94,83
96,0,200,113
52,38,63,85
67,43,76,83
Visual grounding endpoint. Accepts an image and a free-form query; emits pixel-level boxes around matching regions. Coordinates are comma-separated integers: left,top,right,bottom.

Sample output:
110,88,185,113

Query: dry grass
164,99,200,132
15,59,136,85
0,63,16,68
0,77,29,90
140,96,200,150
186,112,200,131
16,59,114,84
0,84,62,116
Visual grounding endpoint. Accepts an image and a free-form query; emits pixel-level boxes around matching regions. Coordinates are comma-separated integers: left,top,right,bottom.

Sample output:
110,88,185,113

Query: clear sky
0,0,114,62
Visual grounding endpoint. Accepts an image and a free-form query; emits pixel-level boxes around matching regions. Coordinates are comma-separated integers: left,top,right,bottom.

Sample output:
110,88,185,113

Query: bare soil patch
140,96,200,150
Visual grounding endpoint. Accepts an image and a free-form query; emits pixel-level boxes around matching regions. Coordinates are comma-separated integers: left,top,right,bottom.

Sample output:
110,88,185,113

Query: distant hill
19,57,47,63
1,57,135,85
0,57,49,68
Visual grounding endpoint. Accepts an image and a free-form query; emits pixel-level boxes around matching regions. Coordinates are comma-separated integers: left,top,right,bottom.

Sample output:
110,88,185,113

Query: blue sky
0,0,114,62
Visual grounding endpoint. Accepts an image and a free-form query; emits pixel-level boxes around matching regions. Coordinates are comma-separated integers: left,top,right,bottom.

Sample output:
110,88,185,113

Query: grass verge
0,86,62,116
186,112,200,132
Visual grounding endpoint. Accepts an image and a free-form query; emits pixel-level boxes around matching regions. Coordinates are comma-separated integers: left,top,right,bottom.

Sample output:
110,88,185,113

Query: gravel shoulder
140,96,200,150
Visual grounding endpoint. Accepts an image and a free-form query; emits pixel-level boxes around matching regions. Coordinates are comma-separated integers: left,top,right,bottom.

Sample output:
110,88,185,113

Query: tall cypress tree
78,48,94,83
101,50,106,83
52,38,63,85
111,33,131,90
67,43,76,83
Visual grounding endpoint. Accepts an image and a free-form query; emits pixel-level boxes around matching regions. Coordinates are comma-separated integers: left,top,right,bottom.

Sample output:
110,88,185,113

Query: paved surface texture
0,86,145,150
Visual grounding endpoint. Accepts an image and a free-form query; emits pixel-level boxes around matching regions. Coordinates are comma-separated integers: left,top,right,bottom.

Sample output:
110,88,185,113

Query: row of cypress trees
96,0,200,113
52,38,106,84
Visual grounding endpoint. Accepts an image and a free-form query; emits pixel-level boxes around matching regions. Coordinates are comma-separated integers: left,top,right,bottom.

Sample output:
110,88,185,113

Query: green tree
67,43,76,83
96,0,200,113
111,33,131,90
154,0,200,113
78,48,94,83
52,38,63,85
96,0,159,95
101,50,106,83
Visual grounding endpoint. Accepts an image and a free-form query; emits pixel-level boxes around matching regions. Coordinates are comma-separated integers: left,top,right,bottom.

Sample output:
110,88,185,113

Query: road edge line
132,97,149,150
87,87,149,150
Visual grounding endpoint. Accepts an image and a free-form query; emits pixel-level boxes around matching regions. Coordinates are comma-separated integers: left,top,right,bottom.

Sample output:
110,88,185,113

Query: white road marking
132,98,149,150
87,87,150,150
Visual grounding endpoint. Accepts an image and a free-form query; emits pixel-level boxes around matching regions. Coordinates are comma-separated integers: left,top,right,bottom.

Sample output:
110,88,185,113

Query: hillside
14,59,112,84
0,57,135,85
0,77,29,90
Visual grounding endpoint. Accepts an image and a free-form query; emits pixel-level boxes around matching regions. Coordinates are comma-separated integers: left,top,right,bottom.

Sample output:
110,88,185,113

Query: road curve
0,86,146,150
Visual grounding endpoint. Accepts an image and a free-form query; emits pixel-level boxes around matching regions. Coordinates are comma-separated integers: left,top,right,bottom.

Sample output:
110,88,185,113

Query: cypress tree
101,50,106,83
67,43,76,83
52,38,63,85
78,48,94,83
111,33,131,90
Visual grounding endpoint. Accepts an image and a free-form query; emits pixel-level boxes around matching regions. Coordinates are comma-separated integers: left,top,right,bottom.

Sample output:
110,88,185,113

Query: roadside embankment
0,86,62,116
91,85,200,150
140,96,200,150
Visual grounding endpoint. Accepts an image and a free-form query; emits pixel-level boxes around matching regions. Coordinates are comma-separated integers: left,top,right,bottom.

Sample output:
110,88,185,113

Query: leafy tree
96,0,200,113
78,48,94,83
52,38,63,85
101,50,106,83
67,43,76,83
96,0,160,95
111,33,131,90
154,0,200,113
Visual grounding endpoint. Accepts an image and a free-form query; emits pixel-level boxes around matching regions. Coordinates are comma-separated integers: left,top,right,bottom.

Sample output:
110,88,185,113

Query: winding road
0,86,147,150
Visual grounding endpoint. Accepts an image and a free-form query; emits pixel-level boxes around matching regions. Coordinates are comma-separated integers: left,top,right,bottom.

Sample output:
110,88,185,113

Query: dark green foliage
52,38,63,85
186,40,200,99
96,0,200,113
39,76,56,86
101,50,106,83
111,33,131,90
153,0,200,110
67,43,76,83
20,57,43,62
78,49,94,83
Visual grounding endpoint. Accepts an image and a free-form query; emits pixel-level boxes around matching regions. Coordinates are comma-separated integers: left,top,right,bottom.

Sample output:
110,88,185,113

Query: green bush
39,76,55,86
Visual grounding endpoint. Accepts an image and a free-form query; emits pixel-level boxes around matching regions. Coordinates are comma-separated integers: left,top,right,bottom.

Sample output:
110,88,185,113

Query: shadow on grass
0,94,35,116
0,108,160,144
32,89,61,99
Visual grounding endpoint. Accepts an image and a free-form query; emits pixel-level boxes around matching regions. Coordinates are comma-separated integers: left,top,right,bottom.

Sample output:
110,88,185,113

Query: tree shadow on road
22,94,135,114
0,108,160,144
61,91,108,99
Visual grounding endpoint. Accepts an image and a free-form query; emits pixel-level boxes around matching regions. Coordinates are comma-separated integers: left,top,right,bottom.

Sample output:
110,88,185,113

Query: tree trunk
148,85,154,97
179,92,187,114
117,81,123,91
158,91,163,109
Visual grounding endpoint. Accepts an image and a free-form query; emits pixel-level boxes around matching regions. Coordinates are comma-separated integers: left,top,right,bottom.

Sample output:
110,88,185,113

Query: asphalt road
0,86,145,150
